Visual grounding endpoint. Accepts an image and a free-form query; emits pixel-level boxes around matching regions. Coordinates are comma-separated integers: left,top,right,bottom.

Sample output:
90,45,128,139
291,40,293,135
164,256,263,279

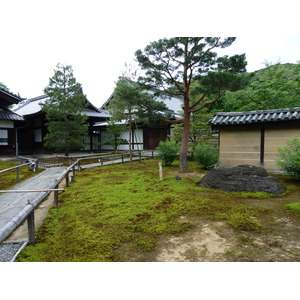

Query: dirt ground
115,174,300,262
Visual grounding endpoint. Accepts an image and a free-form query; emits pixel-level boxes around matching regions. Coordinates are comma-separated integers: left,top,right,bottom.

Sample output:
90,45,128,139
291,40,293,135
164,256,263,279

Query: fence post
72,166,75,178
16,167,20,180
27,210,36,244
159,161,163,181
54,183,59,206
65,172,69,187
35,160,39,171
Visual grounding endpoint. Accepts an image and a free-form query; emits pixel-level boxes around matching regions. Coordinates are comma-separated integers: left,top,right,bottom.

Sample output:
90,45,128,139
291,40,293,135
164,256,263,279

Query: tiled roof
0,86,25,102
0,110,24,121
100,88,183,117
14,95,110,119
83,109,111,118
209,108,300,126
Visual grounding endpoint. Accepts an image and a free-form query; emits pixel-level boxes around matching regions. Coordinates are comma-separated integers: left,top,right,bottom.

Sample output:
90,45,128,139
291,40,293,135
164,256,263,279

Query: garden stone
197,165,285,195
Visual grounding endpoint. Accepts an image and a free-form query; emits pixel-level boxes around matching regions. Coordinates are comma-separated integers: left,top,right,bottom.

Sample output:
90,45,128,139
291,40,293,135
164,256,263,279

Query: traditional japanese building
0,87,24,155
14,95,110,154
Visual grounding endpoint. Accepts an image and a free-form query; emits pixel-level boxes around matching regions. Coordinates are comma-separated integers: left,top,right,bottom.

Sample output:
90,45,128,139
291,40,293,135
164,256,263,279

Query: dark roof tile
0,110,24,121
209,108,300,126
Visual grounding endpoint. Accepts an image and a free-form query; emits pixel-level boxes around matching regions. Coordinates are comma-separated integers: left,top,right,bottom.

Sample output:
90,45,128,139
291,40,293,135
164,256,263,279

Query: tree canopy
41,63,88,156
135,37,247,172
108,76,168,160
209,62,300,113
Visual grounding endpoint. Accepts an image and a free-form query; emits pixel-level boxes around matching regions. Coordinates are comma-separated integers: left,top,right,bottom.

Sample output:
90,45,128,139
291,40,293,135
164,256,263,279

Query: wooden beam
0,189,64,193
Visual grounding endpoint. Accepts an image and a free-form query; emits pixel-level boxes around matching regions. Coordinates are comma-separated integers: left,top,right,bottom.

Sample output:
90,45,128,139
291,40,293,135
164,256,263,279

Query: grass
0,161,42,190
16,159,282,262
287,201,300,213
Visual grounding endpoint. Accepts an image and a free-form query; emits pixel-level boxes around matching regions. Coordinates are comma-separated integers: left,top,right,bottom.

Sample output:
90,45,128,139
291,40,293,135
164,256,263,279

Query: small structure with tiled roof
14,95,110,154
209,108,300,171
0,87,24,154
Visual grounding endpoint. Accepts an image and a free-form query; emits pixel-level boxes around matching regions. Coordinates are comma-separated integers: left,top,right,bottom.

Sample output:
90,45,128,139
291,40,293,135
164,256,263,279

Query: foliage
156,140,179,166
109,76,168,159
210,62,300,113
17,160,272,262
277,137,300,179
193,143,219,169
100,121,128,152
287,201,300,213
0,82,9,90
42,64,88,156
135,37,247,172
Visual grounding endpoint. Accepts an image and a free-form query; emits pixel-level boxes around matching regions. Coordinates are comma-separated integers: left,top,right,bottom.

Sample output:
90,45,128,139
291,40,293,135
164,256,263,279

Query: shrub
277,137,300,179
193,143,219,170
156,140,179,166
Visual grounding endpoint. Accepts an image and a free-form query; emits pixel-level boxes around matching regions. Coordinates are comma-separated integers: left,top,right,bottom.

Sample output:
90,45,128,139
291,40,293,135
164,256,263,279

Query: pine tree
42,63,88,156
135,37,247,172
109,76,168,161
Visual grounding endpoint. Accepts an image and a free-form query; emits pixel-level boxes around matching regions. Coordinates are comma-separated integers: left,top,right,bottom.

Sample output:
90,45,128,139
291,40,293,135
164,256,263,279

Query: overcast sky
1,0,300,109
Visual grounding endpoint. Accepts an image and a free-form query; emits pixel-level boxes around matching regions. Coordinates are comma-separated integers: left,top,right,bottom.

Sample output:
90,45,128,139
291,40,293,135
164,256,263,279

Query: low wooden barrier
0,152,155,245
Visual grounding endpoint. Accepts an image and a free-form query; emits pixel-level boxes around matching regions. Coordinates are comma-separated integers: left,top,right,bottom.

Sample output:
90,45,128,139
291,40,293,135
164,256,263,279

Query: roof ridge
210,107,300,126
0,86,25,101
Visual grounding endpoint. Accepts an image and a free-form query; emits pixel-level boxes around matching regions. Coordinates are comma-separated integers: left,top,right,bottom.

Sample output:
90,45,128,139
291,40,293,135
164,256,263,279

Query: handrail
0,162,31,174
0,152,154,245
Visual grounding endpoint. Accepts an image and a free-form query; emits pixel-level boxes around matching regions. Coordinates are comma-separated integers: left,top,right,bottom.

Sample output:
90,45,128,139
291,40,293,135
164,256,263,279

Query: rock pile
197,165,285,195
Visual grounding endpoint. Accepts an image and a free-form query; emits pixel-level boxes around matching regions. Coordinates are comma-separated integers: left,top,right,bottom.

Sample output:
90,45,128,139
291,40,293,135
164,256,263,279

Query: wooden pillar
27,211,36,244
65,171,69,187
260,128,265,168
54,184,59,206
159,161,163,181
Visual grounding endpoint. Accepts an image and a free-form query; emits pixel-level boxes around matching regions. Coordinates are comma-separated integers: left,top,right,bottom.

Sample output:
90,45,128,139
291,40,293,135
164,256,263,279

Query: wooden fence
0,152,156,245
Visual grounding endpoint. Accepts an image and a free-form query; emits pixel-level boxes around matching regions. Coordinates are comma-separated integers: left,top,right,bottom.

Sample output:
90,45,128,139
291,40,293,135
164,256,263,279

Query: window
0,129,8,145
34,128,42,142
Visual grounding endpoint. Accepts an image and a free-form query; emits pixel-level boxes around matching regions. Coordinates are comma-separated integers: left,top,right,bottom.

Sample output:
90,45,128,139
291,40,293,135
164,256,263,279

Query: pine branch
191,91,225,113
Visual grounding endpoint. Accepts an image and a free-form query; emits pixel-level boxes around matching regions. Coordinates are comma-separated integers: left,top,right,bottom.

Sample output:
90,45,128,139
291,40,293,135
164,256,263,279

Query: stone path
0,156,152,261
0,167,66,241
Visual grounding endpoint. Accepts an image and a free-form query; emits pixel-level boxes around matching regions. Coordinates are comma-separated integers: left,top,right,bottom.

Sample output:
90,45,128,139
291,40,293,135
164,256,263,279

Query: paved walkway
80,156,148,169
0,155,155,260
0,167,66,238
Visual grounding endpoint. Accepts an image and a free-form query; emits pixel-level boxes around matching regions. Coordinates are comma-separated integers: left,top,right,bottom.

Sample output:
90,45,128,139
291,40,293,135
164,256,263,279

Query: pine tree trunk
179,109,190,173
179,90,191,173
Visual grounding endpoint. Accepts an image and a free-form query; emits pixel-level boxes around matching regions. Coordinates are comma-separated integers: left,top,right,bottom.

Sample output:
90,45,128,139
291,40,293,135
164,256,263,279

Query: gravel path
0,240,27,262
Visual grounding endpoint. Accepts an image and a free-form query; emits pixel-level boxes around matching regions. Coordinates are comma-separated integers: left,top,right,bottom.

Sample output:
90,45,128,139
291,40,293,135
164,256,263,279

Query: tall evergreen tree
135,37,247,172
42,64,88,156
109,76,168,161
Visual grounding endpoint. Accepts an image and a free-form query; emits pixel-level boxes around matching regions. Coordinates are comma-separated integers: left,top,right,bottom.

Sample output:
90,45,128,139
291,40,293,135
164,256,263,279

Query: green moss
0,161,43,190
17,160,273,262
287,202,300,213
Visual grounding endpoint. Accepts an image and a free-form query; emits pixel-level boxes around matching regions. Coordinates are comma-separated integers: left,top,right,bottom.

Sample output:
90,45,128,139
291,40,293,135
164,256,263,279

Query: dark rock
197,165,285,195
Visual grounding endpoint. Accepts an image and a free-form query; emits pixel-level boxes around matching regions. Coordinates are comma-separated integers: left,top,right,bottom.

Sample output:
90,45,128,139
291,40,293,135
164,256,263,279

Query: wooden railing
0,157,39,180
0,152,156,245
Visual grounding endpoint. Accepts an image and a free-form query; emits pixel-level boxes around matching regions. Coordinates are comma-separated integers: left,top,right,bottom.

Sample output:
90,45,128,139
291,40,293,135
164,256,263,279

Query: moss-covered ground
15,160,300,262
0,161,43,190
